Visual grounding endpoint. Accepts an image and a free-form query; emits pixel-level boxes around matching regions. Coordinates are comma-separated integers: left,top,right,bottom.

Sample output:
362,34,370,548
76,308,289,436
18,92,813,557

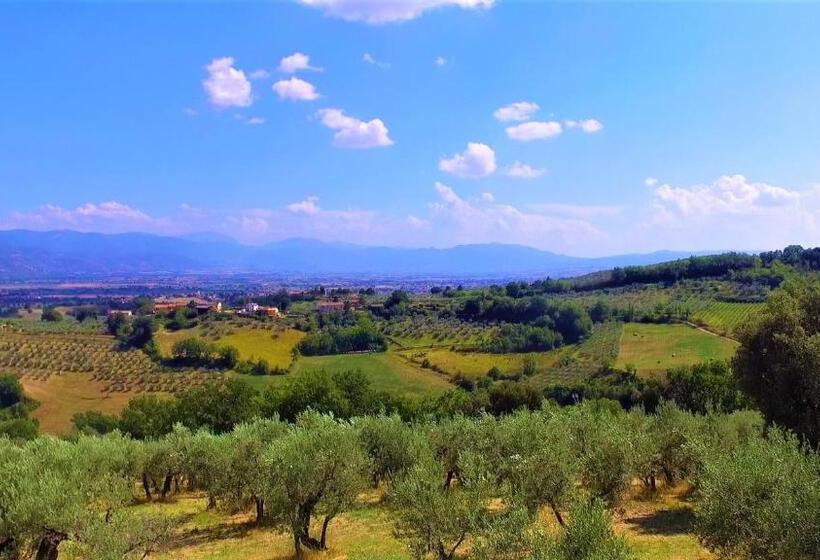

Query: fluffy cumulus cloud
438,142,496,179
316,108,394,148
435,56,447,67
506,121,563,141
565,118,604,133
494,101,539,122
506,161,545,179
202,57,252,108
652,174,800,218
641,174,820,251
278,52,322,73
273,77,320,101
299,0,494,24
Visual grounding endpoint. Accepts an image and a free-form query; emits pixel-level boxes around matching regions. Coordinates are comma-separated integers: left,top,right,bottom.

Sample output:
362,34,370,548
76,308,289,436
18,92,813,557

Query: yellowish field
20,373,138,434
137,485,709,560
616,323,738,378
156,327,304,369
401,348,566,380
219,328,304,368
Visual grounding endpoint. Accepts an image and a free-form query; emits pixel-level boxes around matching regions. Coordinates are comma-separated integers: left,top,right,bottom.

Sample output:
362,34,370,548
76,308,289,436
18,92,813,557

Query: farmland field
291,351,451,396
21,373,149,434
691,302,765,337
616,323,738,378
532,321,624,388
155,325,304,369
399,347,566,380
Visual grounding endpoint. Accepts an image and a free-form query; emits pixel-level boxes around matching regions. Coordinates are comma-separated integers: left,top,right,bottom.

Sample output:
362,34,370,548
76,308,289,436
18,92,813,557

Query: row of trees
3,403,818,560
297,317,387,356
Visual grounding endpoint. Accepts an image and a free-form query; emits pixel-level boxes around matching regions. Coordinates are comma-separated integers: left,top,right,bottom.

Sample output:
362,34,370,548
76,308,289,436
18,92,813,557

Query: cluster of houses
105,293,370,320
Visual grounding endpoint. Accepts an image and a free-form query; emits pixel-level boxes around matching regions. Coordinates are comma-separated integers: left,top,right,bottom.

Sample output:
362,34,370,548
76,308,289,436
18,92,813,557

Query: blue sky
2,1,820,256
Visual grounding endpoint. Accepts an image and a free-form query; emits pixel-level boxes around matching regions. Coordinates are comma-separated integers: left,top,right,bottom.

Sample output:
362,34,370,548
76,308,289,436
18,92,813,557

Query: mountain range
0,230,711,280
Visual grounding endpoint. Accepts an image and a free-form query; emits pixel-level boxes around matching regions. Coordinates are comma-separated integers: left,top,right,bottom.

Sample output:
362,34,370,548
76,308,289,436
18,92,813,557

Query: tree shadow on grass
162,519,256,552
624,507,696,536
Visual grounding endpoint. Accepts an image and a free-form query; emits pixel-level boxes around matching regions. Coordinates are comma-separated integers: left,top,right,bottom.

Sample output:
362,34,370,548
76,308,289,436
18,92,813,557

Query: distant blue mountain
0,229,713,280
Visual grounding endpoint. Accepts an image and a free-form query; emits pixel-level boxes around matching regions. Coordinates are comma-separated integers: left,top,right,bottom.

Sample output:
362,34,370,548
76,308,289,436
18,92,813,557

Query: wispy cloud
298,0,495,25
278,52,323,73
494,101,539,122
506,161,545,179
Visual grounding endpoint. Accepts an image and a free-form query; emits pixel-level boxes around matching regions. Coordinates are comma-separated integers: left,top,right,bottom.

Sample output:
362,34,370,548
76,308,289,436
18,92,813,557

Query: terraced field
616,322,738,378
692,302,765,337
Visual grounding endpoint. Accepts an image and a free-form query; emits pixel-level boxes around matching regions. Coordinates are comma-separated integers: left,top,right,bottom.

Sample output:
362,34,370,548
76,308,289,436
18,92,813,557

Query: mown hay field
616,323,738,378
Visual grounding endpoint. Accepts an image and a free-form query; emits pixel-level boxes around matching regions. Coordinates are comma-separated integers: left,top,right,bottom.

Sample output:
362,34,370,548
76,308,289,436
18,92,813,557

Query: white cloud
438,142,496,179
246,117,265,125
506,121,563,141
202,57,252,108
183,107,197,117
363,52,391,68
299,0,494,25
316,108,394,149
652,174,800,218
481,192,495,202
273,77,320,101
428,183,601,250
494,101,539,122
435,56,447,67
287,196,321,215
506,161,545,179
278,52,323,73
248,69,270,80
529,203,624,219
644,177,659,188
565,118,604,133
639,174,820,252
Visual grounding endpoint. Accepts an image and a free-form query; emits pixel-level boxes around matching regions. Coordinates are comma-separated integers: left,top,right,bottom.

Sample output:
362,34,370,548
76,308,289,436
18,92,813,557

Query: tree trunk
550,502,565,527
34,531,65,560
161,474,173,499
254,496,264,524
206,495,217,510
293,531,302,559
650,474,657,492
141,473,152,501
319,514,335,549
444,469,455,490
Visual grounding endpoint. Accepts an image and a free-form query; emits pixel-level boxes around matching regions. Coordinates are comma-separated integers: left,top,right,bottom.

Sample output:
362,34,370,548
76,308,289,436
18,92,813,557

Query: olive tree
262,412,370,556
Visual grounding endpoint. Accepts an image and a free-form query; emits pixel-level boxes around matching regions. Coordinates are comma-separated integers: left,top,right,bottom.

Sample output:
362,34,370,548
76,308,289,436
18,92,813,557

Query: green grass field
692,302,764,337
616,323,738,378
400,347,566,380
291,352,451,397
